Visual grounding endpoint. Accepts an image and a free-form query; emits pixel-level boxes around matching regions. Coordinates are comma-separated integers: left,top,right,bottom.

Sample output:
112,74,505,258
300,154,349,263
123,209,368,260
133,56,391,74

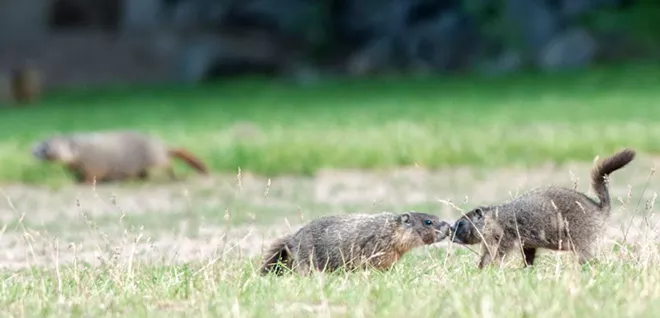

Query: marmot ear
474,208,484,218
399,212,412,224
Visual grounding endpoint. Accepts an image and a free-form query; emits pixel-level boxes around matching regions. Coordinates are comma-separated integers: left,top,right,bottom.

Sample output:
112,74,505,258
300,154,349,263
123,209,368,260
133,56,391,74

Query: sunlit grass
0,63,659,184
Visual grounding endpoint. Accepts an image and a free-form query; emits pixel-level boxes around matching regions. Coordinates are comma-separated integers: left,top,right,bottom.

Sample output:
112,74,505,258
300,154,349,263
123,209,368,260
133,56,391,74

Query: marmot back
32,130,208,183
261,211,451,275
73,131,168,179
451,148,636,268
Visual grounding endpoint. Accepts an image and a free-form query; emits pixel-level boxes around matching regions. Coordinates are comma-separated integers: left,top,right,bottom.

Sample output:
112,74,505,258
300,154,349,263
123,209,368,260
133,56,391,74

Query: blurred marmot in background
261,211,452,275
451,148,636,268
32,130,209,184
10,62,42,105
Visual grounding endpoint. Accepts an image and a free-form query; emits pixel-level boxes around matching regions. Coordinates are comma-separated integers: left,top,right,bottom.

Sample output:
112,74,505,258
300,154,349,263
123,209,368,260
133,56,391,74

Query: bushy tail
168,148,208,174
260,236,293,276
591,148,636,212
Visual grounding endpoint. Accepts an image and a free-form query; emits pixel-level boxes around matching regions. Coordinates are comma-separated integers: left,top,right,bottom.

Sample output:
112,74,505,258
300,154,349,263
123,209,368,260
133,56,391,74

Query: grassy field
3,247,660,317
1,178,659,318
0,63,659,317
1,62,659,185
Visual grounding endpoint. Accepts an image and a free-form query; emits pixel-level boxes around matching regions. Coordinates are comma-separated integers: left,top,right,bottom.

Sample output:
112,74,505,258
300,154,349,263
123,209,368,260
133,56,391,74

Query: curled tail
591,148,636,212
260,236,293,275
168,148,209,174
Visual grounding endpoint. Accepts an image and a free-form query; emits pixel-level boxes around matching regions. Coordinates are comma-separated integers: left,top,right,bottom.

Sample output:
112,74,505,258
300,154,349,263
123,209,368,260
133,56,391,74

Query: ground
0,154,656,270
0,158,659,316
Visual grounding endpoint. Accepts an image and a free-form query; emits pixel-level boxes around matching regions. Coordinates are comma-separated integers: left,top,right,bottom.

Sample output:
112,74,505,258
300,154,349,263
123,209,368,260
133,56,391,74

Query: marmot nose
439,223,451,234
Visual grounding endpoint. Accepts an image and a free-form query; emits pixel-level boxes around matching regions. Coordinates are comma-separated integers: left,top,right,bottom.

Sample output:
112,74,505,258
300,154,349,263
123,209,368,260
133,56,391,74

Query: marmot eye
425,220,433,225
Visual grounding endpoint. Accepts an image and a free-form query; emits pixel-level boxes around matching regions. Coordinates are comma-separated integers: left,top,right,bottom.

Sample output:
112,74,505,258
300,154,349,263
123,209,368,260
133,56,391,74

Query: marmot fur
451,148,636,268
261,211,451,275
32,130,208,183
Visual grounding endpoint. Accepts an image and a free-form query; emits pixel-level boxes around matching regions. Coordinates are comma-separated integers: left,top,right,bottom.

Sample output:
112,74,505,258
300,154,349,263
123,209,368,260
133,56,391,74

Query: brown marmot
450,148,636,268
32,130,209,184
260,211,452,275
10,63,41,105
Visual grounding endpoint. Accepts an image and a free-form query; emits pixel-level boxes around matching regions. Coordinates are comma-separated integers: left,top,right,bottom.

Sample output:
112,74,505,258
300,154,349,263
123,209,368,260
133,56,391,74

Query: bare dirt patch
0,155,658,270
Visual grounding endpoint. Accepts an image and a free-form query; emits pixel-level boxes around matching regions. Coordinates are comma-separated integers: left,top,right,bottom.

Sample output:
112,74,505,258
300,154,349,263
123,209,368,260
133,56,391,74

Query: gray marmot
451,148,636,268
32,130,208,183
261,211,452,275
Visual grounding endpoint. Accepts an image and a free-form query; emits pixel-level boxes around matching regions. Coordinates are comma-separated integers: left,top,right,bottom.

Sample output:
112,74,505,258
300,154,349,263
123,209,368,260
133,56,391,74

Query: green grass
2,60,660,317
1,62,660,185
2,243,660,317
1,168,657,318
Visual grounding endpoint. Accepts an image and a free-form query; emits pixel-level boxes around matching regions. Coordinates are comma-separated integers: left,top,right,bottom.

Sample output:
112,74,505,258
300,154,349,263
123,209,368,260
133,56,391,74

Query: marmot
260,211,452,275
450,148,636,268
10,63,41,105
32,130,209,184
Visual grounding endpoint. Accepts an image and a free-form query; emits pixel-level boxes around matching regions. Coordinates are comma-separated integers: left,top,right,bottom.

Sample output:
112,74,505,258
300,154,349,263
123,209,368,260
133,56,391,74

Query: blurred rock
335,0,412,39
593,30,648,63
168,0,200,29
0,31,175,90
0,0,644,88
177,39,215,84
0,0,50,41
401,8,479,72
227,0,324,44
120,0,162,31
538,28,597,71
505,0,562,58
345,37,396,76
176,29,307,83
560,0,625,18
479,49,523,77
165,0,226,30
338,0,477,75
49,0,121,31
500,0,627,72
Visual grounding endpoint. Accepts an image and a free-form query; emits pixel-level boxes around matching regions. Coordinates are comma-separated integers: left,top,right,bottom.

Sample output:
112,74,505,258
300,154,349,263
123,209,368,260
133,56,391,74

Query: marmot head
396,212,451,245
32,136,76,163
451,206,492,245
